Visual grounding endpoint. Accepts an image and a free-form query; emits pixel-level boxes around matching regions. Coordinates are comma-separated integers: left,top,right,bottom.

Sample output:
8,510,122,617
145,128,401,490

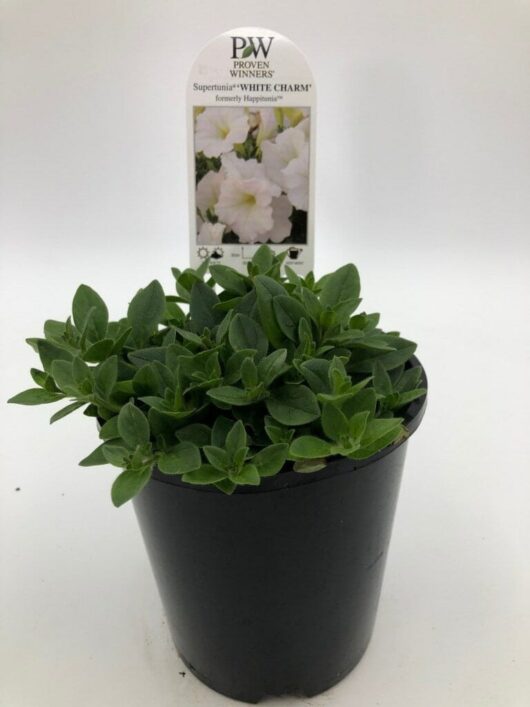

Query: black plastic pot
133,358,427,703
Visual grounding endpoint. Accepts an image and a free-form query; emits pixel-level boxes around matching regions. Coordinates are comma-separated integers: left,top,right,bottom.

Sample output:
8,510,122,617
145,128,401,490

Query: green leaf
388,388,426,411
72,285,109,340
266,385,320,426
233,446,248,468
293,459,327,473
233,289,258,318
50,401,84,423
139,396,194,420
290,436,333,459
321,404,349,442
203,446,230,472
350,337,417,373
51,360,77,394
30,368,53,389
257,349,288,386
229,314,268,359
158,442,201,475
350,336,395,352
251,244,274,272
299,358,331,394
207,386,252,406
128,346,168,368
79,443,108,466
252,444,288,477
43,319,67,342
225,420,247,460
342,389,377,419
319,264,360,308
72,357,91,386
215,310,233,344
83,338,114,363
36,339,73,374
182,465,227,485
8,388,65,405
299,288,322,324
102,444,129,467
328,356,347,388
26,337,40,353
111,467,151,507
175,327,204,347
209,265,248,295
94,355,118,400
99,416,120,440
211,416,233,447
118,402,150,448
333,297,361,322
127,280,166,345
214,479,237,494
132,363,162,397
264,418,294,444
189,281,221,332
214,295,242,313
272,295,307,341
240,357,258,389
349,411,370,443
255,275,286,347
224,349,256,385
298,317,313,351
361,417,403,447
175,423,211,446
373,360,393,396
395,366,423,393
284,265,302,285
111,326,132,354
318,376,372,405
350,418,404,460
232,463,260,485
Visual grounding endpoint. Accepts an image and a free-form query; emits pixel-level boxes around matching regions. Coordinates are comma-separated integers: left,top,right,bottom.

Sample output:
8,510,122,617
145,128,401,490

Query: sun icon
197,247,209,259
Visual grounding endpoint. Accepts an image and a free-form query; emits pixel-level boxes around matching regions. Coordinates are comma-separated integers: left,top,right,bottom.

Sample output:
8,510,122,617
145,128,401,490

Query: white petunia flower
216,179,275,243
196,170,224,219
255,108,281,147
219,152,270,182
261,126,307,192
195,108,249,158
255,195,293,243
283,148,309,211
216,154,281,243
215,167,281,243
197,221,226,245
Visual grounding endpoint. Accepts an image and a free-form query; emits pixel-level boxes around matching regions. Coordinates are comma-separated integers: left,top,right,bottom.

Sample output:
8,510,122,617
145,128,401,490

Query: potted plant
9,245,427,703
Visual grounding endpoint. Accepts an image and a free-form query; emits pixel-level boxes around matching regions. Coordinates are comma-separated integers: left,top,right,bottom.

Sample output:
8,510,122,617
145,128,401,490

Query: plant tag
188,27,316,274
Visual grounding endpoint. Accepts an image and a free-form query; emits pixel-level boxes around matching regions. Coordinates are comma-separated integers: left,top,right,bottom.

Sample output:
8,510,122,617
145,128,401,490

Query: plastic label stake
188,27,316,274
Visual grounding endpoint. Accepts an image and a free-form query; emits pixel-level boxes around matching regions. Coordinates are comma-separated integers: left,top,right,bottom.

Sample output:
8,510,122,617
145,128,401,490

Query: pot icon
288,247,301,259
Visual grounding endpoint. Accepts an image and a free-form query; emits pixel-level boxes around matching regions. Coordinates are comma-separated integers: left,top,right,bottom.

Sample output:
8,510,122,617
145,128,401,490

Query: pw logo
231,36,274,59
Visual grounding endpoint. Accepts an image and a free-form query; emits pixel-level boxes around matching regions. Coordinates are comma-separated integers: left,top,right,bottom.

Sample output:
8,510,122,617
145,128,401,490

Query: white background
1,1,529,706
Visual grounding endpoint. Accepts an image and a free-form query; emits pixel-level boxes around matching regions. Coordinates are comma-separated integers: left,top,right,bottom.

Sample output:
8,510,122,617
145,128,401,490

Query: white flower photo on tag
193,106,310,247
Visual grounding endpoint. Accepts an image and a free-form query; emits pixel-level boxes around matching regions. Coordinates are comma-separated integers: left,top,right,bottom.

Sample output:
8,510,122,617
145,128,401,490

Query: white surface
1,2,529,706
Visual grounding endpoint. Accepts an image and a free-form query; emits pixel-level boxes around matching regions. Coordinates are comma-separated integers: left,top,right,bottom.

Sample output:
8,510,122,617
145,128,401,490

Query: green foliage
8,246,425,506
